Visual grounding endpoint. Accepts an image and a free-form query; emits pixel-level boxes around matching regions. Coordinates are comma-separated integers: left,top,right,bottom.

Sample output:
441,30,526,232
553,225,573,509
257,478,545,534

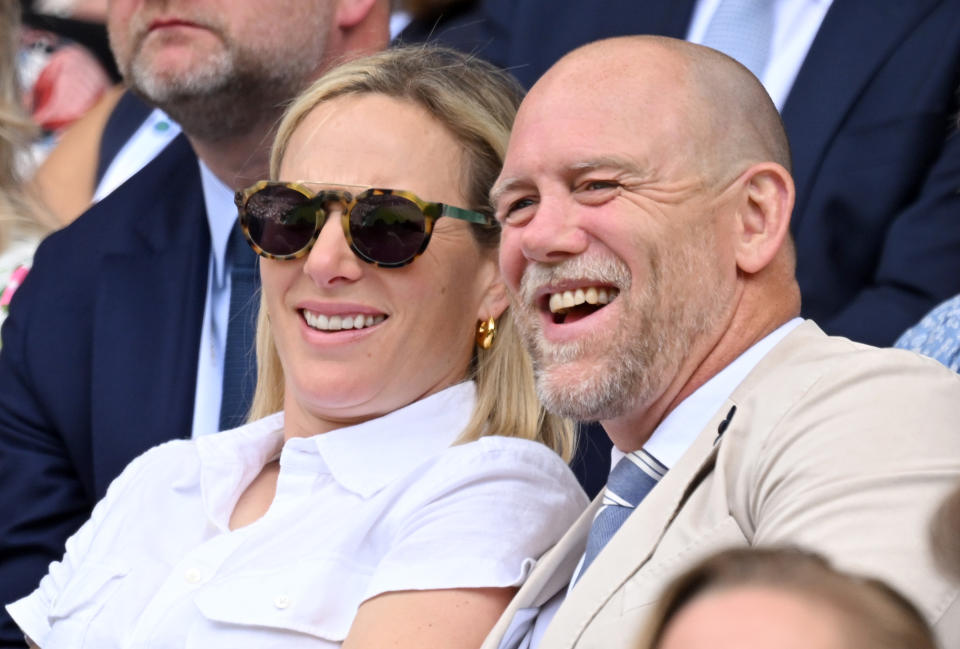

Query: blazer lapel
90,136,211,494
539,403,732,648
782,0,940,222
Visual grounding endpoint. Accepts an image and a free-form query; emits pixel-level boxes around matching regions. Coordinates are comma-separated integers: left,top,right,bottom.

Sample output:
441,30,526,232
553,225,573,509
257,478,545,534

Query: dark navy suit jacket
411,0,960,347
0,135,209,645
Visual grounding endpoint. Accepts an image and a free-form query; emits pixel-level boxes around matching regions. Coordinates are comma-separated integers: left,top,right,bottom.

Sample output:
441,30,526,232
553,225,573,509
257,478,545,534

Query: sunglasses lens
349,194,427,265
244,185,319,256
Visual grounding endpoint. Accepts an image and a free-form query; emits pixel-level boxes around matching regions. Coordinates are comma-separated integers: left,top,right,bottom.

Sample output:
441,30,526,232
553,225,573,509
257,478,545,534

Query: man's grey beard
513,245,724,422
123,29,317,141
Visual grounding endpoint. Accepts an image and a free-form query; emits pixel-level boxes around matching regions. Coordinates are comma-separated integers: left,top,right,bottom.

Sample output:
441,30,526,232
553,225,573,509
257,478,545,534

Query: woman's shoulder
416,435,587,503
105,438,200,496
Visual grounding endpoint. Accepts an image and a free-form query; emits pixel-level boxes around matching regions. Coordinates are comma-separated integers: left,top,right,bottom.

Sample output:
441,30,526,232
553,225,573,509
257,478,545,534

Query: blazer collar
122,134,204,253
539,402,729,648
90,135,212,493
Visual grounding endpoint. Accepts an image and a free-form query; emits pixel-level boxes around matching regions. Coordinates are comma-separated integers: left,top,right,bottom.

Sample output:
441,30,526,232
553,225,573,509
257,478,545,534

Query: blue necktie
218,224,260,431
579,449,667,577
700,0,776,80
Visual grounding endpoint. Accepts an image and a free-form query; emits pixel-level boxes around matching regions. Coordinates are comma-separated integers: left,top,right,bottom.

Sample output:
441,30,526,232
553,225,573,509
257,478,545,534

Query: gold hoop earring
476,317,496,350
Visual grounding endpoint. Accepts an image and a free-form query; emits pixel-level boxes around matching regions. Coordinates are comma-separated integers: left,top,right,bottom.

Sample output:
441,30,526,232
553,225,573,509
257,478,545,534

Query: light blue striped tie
579,449,667,577
700,0,776,80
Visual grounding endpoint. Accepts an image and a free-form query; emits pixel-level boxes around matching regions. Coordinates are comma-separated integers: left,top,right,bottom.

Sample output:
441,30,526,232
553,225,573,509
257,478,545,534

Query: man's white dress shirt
8,382,588,648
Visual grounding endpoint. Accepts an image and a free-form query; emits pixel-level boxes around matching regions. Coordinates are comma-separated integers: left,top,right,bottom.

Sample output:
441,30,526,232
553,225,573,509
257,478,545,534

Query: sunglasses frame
235,180,495,268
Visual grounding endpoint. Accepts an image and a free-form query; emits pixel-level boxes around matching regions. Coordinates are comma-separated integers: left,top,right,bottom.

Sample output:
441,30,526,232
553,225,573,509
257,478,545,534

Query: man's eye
498,197,537,223
510,198,536,211
584,180,619,191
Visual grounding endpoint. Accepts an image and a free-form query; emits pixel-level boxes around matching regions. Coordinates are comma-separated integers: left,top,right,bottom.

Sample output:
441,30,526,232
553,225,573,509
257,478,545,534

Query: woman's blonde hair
0,1,47,250
248,46,575,461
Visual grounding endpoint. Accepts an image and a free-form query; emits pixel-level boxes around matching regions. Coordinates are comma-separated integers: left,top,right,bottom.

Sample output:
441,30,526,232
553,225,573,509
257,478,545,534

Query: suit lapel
782,0,940,222
481,498,600,649
90,136,211,494
539,404,731,648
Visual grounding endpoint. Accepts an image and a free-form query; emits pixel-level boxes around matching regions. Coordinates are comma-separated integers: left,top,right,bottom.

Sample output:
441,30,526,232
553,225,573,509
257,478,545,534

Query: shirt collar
198,159,237,288
195,411,286,532
194,382,477,529
307,381,476,498
611,317,803,472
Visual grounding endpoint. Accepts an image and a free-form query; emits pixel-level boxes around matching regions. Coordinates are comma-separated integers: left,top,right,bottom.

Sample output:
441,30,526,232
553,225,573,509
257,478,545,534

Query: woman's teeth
548,287,618,314
303,311,385,331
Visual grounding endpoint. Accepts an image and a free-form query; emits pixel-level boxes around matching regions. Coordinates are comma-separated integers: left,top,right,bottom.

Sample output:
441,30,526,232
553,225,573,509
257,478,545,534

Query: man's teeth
548,287,618,314
303,311,385,331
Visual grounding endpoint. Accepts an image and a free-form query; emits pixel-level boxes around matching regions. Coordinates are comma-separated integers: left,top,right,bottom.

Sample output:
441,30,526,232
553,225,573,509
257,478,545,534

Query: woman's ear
479,277,511,322
733,162,795,275
474,247,511,321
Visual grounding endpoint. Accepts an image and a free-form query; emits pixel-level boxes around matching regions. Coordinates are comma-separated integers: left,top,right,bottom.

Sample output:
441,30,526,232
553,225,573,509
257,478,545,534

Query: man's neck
186,120,276,192
603,294,798,452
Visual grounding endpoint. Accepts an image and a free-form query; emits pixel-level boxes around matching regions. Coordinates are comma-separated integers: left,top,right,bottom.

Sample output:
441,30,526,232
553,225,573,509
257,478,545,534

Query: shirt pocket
190,558,371,647
45,560,129,648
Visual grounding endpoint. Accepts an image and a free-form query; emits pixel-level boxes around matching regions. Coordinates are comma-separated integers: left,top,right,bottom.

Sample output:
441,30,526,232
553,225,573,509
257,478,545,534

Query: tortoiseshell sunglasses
235,181,495,268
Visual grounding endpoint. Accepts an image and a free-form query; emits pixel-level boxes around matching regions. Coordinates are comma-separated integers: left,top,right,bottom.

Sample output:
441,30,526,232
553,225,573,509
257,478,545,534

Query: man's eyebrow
569,156,646,176
489,177,527,208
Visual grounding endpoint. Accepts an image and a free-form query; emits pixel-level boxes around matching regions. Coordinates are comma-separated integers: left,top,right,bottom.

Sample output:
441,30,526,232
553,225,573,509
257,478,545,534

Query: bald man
481,36,960,649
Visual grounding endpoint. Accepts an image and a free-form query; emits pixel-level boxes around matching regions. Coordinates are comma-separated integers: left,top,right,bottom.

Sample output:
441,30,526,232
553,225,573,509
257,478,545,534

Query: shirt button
184,568,203,585
274,595,291,609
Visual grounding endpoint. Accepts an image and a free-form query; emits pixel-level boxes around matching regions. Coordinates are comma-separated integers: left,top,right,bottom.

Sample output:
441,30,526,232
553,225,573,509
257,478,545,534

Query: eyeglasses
235,181,495,268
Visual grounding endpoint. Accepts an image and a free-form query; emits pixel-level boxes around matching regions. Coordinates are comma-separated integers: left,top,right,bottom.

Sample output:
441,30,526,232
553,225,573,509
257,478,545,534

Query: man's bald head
494,35,800,443
529,36,791,184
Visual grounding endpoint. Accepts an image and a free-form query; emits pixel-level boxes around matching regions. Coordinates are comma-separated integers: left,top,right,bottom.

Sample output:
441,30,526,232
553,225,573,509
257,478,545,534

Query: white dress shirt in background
687,0,834,110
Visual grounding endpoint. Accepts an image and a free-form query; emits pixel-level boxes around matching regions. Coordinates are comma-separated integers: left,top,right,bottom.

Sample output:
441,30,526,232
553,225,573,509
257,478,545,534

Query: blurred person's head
244,46,573,457
642,547,938,649
106,0,389,141
492,36,800,449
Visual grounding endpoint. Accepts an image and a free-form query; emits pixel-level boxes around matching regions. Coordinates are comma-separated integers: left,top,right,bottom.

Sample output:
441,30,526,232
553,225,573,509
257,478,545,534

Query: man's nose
518,195,590,263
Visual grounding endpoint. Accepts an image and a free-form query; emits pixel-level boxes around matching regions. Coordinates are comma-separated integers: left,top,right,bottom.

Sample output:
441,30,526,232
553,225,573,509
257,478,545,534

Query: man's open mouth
545,286,619,324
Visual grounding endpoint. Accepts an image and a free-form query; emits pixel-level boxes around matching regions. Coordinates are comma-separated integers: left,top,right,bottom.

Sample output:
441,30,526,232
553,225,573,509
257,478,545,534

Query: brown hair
642,547,937,649
249,46,575,459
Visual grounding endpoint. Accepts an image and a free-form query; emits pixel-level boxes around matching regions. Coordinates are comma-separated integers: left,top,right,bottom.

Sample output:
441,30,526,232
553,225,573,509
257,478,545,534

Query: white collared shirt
687,0,834,110
8,382,588,648
520,318,803,649
190,161,240,437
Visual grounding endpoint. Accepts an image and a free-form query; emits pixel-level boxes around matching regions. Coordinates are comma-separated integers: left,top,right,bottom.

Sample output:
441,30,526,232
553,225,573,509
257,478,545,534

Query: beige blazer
483,321,960,649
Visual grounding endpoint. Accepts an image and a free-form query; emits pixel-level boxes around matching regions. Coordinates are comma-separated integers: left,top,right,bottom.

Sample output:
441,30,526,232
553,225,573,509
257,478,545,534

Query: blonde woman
8,47,587,649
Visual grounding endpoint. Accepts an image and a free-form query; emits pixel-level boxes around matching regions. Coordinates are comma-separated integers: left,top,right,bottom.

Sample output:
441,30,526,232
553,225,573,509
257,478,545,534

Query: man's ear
733,162,794,275
336,0,381,29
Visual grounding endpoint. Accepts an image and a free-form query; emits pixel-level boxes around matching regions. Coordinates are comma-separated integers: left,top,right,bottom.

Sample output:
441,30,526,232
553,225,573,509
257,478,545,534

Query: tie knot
604,450,667,508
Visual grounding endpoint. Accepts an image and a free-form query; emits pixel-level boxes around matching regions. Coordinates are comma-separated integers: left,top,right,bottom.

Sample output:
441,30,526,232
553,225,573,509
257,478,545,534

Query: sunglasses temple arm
442,204,494,226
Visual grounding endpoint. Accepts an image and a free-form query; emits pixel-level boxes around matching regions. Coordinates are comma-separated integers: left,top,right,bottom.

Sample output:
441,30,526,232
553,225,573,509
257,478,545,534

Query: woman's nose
302,206,364,286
